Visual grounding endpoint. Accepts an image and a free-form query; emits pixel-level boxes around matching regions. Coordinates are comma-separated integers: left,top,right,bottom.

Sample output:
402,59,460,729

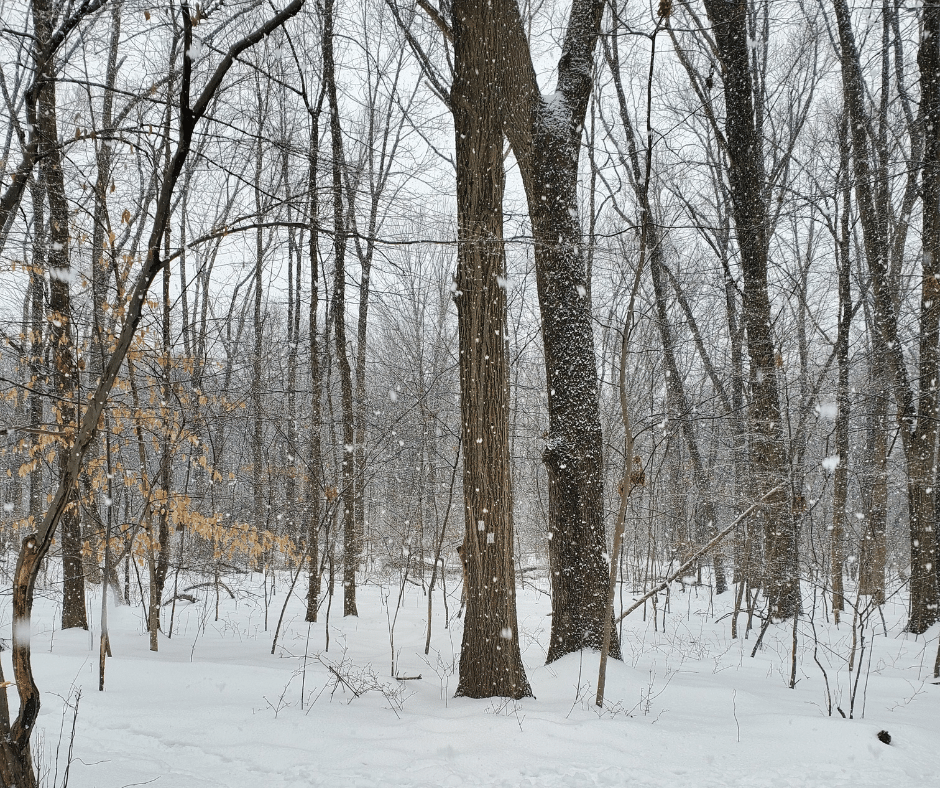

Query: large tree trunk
452,0,531,699
486,0,620,662
702,0,796,618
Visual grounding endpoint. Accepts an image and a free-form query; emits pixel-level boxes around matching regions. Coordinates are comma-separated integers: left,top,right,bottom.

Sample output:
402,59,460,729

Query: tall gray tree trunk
322,0,358,617
488,0,620,662
702,0,797,618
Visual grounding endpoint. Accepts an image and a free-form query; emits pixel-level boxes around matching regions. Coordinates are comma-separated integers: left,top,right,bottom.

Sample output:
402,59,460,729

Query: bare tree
0,4,305,783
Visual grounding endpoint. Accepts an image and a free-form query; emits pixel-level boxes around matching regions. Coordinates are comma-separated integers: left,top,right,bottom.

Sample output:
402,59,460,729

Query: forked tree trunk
452,0,531,699
306,89,325,622
489,0,620,662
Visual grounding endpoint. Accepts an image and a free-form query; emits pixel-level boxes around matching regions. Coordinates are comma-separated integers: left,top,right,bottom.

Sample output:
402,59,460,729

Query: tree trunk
253,97,267,572
831,123,853,619
322,0,358,617
486,0,620,662
31,0,88,631
26,179,45,527
914,0,940,627
832,0,939,630
858,346,888,603
306,90,325,622
702,0,796,618
452,0,531,699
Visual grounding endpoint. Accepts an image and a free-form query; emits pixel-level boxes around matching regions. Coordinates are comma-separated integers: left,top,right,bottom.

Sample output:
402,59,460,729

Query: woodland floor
2,565,939,788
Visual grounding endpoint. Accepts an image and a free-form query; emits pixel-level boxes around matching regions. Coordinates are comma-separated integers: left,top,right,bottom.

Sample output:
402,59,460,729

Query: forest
0,0,938,786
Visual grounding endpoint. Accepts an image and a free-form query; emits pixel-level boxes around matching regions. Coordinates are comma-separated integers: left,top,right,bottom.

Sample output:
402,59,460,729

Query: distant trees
698,0,798,619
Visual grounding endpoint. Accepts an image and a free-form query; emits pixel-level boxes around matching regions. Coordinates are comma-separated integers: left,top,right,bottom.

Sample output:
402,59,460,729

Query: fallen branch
615,485,785,624
163,593,197,605
183,581,234,599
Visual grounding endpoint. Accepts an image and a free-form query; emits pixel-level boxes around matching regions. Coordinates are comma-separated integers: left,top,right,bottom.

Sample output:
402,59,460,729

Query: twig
271,560,305,655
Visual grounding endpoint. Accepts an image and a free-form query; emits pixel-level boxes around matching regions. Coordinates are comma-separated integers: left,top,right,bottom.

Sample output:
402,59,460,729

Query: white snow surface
2,574,939,787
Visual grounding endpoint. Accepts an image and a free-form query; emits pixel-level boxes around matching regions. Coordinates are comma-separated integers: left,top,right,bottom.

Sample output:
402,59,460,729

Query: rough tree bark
32,0,88,631
452,0,531,699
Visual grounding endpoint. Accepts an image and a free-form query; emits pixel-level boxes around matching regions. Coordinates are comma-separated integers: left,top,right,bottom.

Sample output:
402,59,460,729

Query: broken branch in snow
615,485,785,624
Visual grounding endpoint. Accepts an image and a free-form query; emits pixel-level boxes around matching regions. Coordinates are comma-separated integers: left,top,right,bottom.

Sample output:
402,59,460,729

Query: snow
541,92,571,136
48,266,77,284
2,574,939,787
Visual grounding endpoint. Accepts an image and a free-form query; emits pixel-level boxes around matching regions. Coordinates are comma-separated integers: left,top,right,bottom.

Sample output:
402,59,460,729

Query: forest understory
1,563,937,788
4,0,940,784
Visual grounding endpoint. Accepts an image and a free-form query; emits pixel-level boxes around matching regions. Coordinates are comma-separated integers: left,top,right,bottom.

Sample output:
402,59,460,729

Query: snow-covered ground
3,571,938,788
